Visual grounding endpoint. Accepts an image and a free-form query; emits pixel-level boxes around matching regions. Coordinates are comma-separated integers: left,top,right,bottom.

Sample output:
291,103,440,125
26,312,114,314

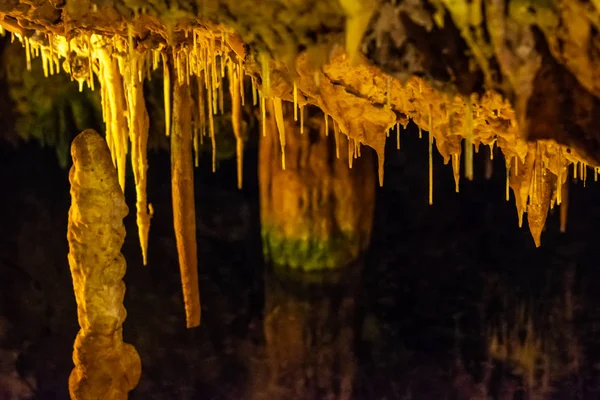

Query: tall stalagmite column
67,130,141,400
259,103,376,270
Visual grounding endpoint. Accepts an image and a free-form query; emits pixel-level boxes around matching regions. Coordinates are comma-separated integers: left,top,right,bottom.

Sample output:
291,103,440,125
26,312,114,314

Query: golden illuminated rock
67,129,141,400
171,75,201,328
259,102,375,270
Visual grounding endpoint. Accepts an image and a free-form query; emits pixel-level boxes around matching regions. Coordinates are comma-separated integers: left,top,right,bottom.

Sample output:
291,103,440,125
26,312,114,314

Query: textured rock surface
67,130,141,400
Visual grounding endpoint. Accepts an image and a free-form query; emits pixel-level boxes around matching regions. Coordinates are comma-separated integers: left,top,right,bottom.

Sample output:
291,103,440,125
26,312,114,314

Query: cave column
259,102,376,270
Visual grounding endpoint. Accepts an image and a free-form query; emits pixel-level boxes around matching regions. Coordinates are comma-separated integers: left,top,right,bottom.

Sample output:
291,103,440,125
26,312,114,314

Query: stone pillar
67,130,141,400
259,102,375,270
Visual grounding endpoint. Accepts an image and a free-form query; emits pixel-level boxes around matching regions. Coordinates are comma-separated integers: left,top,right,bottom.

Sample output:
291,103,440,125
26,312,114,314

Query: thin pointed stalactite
505,157,511,201
348,136,354,169
124,51,152,266
428,106,433,205
162,52,171,137
229,64,244,189
465,96,474,181
206,54,217,173
560,178,569,233
334,122,340,159
293,81,298,121
171,74,201,329
510,146,536,229
272,97,286,170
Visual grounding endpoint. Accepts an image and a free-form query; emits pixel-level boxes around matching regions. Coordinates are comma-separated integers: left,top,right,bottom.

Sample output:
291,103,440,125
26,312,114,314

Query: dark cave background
1,33,600,400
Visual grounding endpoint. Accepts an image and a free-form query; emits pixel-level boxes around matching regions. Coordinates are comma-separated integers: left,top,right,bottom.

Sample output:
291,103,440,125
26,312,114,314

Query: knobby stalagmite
171,73,201,328
67,129,141,400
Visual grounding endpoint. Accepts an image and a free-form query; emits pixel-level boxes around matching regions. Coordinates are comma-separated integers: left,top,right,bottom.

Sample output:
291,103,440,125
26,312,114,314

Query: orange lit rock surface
67,130,141,400
259,102,375,270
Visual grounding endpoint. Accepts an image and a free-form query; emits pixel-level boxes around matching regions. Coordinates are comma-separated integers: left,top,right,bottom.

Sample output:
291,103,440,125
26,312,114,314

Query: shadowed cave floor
1,128,600,399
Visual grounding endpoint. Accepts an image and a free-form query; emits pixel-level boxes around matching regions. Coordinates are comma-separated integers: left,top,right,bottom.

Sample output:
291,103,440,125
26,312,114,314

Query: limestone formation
67,130,141,400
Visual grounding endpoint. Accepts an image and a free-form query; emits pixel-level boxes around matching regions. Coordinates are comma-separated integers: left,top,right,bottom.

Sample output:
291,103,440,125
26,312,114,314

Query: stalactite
505,157,511,201
273,97,286,170
97,44,128,192
510,145,536,228
196,75,206,167
206,53,217,173
428,106,433,205
334,121,340,159
452,153,461,193
261,92,267,137
162,52,171,137
527,144,552,247
124,51,152,266
261,53,271,97
171,76,201,329
293,81,298,121
560,179,569,233
229,64,244,189
465,96,474,181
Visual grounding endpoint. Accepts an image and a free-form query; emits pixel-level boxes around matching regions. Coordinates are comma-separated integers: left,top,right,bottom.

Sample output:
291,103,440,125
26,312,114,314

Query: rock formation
67,130,141,400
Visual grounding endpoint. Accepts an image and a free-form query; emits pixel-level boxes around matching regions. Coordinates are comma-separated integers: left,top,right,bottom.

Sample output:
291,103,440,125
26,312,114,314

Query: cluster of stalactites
8,21,600,261
380,78,598,247
7,23,312,327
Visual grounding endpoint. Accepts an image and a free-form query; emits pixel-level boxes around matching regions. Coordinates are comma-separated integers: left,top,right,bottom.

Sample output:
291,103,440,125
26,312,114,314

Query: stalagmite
171,78,201,329
67,130,141,400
